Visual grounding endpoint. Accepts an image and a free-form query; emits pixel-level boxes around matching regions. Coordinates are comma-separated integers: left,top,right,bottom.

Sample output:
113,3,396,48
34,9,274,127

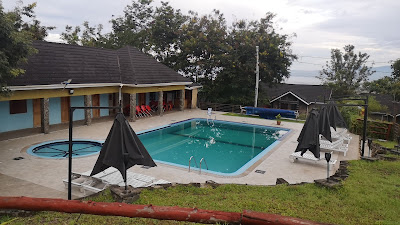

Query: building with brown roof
0,41,199,135
263,83,332,114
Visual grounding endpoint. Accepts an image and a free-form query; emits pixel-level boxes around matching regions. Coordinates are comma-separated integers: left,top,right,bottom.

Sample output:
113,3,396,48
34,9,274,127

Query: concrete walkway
0,109,360,199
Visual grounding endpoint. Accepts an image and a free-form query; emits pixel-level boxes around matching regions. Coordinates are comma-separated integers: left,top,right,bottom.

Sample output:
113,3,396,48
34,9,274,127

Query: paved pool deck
0,109,361,199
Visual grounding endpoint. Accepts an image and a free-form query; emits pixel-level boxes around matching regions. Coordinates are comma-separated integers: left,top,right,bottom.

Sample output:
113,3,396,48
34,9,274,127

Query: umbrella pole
327,162,330,182
325,152,331,182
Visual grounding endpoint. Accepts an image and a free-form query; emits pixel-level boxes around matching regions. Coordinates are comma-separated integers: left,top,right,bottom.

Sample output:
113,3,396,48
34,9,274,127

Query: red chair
167,101,173,110
162,101,167,112
136,106,144,117
146,105,153,113
141,105,151,116
150,101,158,111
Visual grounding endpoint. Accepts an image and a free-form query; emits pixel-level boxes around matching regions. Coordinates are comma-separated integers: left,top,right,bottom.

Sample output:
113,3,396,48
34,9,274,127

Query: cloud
3,0,399,78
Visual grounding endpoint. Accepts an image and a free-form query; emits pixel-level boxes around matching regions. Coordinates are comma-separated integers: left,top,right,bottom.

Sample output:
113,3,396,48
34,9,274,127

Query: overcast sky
2,0,399,84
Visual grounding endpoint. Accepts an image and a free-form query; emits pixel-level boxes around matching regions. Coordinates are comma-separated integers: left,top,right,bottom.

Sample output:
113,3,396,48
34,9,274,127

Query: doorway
61,97,70,123
33,99,41,127
92,94,100,118
138,93,146,106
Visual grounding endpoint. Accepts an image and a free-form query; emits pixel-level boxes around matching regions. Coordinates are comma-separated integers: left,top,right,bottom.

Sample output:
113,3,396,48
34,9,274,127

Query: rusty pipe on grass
0,196,327,225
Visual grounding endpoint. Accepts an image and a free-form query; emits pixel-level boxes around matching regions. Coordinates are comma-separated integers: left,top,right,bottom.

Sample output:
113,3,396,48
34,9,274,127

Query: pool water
139,119,289,175
27,140,103,159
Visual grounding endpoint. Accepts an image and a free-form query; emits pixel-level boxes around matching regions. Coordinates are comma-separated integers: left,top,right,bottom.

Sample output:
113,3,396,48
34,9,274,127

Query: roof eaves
9,83,121,91
270,91,310,105
124,82,192,88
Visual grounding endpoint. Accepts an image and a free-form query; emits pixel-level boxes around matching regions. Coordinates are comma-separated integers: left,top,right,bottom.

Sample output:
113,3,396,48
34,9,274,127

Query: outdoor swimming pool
139,118,290,176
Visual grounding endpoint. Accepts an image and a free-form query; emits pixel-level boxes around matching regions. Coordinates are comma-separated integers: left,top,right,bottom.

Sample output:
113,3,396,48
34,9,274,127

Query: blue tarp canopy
244,107,297,119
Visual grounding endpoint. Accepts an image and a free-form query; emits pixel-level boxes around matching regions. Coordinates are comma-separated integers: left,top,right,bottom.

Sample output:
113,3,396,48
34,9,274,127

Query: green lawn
2,160,400,224
222,112,305,124
374,140,398,149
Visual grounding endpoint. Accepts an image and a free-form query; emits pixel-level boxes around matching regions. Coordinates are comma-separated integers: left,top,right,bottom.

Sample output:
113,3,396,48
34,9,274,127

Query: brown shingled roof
262,83,332,104
9,41,190,87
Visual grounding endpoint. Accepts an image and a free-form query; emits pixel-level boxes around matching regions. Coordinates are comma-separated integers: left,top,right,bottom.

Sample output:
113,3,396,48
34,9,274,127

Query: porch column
158,91,164,116
40,98,49,134
191,89,198,109
179,89,184,111
84,95,92,125
109,93,116,116
129,94,136,122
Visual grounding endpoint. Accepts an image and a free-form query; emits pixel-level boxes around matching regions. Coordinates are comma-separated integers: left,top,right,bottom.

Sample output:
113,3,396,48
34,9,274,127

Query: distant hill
371,66,391,80
287,66,392,84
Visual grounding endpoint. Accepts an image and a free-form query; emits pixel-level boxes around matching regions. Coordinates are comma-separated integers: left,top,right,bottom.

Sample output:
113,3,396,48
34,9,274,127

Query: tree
12,2,55,40
175,10,228,82
61,21,111,48
108,0,154,51
365,58,400,101
318,45,375,97
61,1,297,105
0,2,48,95
148,1,188,65
364,76,393,95
210,13,297,105
391,58,400,80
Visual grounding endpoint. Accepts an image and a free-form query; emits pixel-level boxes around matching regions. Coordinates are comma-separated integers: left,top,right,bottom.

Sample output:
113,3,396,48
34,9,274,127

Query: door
92,94,100,118
138,93,146,106
185,90,192,109
61,97,70,123
33,99,41,127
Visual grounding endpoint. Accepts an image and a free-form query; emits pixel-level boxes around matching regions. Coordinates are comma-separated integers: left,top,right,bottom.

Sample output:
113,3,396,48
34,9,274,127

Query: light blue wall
71,96,84,121
1,94,111,133
100,94,109,117
0,100,33,132
146,93,150,105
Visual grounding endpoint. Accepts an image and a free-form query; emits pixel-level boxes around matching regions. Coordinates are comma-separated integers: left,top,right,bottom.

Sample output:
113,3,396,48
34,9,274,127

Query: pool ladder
188,156,198,172
199,158,208,174
207,114,216,126
188,156,209,174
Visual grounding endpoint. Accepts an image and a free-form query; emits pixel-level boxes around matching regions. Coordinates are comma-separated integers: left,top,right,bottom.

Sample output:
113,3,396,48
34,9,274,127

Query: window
10,100,27,114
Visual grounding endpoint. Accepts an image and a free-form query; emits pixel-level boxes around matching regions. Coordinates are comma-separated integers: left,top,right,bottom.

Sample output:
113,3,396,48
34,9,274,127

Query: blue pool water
27,140,103,159
139,119,290,176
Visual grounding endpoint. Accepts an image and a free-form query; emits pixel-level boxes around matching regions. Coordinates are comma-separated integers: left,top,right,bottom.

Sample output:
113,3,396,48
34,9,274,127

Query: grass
222,113,305,123
384,153,400,159
2,160,400,224
374,140,398,149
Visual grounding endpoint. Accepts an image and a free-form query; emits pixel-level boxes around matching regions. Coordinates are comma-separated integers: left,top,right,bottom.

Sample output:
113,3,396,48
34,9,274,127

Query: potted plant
276,114,282,125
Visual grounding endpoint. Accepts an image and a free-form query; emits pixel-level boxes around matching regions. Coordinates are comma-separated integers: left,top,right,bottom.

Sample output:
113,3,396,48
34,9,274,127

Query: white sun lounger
330,128,352,143
62,173,109,196
320,140,349,156
289,151,336,169
63,168,171,196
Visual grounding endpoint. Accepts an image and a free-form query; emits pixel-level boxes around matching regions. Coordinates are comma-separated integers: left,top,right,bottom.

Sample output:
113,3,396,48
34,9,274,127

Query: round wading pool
27,140,103,159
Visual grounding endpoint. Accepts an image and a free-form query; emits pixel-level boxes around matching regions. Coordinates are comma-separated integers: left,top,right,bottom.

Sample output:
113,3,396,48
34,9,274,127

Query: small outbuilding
264,84,332,114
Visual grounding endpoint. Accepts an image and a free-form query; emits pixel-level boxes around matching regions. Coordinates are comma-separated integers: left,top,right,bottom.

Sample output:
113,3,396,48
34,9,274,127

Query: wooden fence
199,102,242,113
355,119,393,140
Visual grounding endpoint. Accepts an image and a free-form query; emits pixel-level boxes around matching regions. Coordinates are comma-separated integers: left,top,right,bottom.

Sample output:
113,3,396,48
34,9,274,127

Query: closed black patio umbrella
90,112,156,189
319,106,332,142
295,109,321,158
327,102,347,130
